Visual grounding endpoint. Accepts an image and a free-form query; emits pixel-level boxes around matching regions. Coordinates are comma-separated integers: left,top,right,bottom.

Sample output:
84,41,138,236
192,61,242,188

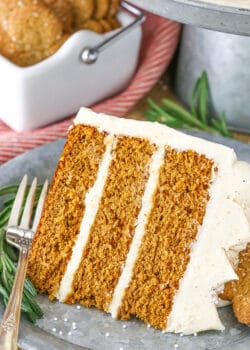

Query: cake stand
129,0,250,131
129,0,250,35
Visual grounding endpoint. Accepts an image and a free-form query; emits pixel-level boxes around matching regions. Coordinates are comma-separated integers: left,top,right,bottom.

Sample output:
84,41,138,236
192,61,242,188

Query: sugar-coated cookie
69,0,94,27
1,0,63,51
10,34,69,66
93,0,109,20
43,0,73,32
0,0,122,66
107,16,121,30
99,19,112,32
0,0,66,66
0,25,18,57
107,0,120,17
221,243,250,325
79,19,103,33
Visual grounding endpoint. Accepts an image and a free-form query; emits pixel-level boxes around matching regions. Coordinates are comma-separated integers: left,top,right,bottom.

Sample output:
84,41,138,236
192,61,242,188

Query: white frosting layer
57,135,115,301
70,108,250,334
109,146,165,318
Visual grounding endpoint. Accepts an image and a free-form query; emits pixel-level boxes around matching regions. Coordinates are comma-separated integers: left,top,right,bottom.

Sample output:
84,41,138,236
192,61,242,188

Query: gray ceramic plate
0,132,250,350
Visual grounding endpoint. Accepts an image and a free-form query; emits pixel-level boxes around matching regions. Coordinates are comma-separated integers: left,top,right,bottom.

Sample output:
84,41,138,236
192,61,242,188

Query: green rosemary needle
145,71,233,138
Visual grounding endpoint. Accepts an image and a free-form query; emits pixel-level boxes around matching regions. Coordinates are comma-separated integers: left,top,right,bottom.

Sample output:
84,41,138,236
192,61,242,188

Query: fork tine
8,175,28,227
20,178,37,229
32,179,49,232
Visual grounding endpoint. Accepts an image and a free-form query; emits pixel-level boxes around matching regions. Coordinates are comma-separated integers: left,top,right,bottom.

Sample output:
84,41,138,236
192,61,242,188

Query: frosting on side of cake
166,163,250,334
229,161,250,224
57,134,115,301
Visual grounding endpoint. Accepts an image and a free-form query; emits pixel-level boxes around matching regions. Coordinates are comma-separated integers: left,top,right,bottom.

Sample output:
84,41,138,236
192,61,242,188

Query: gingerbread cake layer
28,125,107,297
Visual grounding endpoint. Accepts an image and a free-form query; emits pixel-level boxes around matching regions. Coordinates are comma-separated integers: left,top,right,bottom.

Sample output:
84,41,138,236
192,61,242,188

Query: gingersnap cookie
43,0,74,33
69,0,94,28
107,0,120,17
220,243,250,325
93,0,109,20
107,16,121,30
0,0,67,66
79,19,103,33
9,34,69,66
0,25,18,59
5,0,64,52
99,19,112,32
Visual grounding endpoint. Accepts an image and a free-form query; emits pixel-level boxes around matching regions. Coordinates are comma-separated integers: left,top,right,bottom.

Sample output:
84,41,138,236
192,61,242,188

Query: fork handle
0,248,29,350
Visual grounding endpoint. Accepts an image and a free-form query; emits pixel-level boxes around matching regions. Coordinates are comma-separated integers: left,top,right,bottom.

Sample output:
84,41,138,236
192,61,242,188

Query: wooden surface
126,79,250,144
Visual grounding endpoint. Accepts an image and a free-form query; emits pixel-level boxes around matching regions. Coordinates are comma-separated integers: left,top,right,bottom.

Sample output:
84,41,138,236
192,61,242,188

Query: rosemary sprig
0,184,43,323
145,71,233,138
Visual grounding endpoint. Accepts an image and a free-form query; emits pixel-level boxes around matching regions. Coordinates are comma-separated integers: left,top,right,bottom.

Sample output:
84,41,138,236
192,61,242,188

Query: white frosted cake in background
28,108,250,334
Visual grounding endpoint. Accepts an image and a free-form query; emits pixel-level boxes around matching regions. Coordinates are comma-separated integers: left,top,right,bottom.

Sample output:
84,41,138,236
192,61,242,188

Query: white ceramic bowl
0,11,142,131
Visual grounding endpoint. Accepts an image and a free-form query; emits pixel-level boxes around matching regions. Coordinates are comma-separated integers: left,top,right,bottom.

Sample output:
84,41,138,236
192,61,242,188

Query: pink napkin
0,13,181,164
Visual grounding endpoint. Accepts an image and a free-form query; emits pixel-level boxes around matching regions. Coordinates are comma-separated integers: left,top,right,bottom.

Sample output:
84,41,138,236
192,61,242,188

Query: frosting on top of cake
74,108,237,171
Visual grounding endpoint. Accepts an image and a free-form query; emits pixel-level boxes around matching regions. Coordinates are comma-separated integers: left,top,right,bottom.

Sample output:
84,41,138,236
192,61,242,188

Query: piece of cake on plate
27,108,250,334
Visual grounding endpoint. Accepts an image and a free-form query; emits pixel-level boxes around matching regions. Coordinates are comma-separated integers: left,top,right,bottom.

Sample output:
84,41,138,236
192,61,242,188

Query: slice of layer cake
27,107,250,334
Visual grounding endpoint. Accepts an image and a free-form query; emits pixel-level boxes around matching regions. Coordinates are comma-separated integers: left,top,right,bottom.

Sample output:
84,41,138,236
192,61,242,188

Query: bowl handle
80,1,145,64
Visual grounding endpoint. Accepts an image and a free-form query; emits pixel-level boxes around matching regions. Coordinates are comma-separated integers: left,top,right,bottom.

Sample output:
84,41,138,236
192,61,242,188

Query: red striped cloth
0,13,181,164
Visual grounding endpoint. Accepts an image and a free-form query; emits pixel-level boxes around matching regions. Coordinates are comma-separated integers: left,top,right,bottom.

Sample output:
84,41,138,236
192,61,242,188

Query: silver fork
0,175,48,350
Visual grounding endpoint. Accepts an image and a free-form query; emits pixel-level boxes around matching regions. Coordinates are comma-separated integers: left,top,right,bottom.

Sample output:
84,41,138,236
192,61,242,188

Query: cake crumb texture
221,243,250,324
27,125,106,297
118,148,214,329
66,137,155,310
